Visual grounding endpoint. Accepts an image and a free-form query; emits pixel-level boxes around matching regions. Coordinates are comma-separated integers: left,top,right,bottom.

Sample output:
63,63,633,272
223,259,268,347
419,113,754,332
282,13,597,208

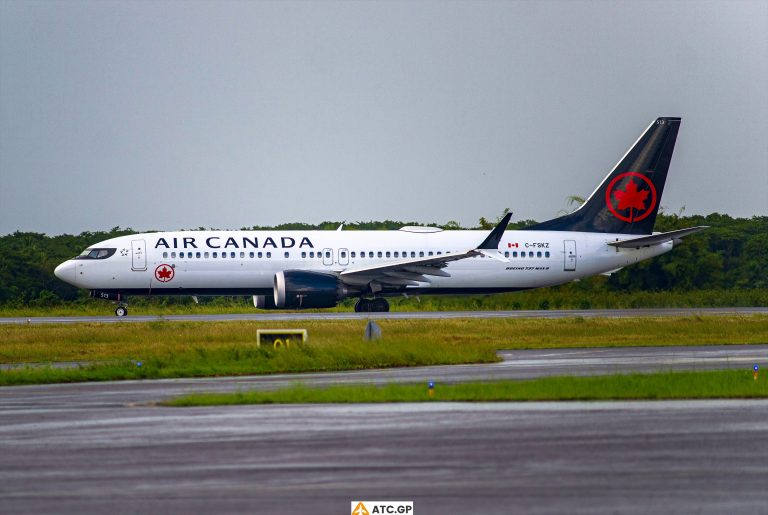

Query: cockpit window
74,248,117,260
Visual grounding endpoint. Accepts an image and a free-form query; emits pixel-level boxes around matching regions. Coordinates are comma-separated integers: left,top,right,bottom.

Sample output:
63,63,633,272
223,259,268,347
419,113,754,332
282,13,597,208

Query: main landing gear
115,304,128,317
354,298,390,313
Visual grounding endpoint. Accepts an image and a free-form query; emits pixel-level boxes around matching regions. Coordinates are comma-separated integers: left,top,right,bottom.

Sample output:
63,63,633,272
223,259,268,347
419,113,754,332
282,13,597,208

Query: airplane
54,117,706,316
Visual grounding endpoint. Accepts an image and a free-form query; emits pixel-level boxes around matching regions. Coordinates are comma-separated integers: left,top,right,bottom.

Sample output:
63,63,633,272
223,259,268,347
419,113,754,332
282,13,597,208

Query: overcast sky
1,0,766,235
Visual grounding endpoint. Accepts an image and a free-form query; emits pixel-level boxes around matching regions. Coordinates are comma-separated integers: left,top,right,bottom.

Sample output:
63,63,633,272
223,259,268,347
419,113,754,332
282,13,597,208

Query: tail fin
525,117,681,235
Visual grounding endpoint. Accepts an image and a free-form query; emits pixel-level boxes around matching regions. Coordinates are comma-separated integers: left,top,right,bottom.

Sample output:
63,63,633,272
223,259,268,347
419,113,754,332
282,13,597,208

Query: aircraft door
131,239,147,271
322,248,333,266
338,248,349,266
564,240,576,271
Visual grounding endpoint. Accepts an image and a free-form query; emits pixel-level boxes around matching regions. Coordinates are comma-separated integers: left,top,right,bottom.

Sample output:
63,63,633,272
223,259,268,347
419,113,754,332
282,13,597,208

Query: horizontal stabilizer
607,226,708,248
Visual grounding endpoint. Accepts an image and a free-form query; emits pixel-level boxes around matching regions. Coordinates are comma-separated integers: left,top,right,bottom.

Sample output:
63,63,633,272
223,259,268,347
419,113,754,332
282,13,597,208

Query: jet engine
253,295,278,310
273,271,347,309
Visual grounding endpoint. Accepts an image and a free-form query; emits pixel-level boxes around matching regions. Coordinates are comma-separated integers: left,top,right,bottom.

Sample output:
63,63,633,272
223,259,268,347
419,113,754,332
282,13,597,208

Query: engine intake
273,271,346,309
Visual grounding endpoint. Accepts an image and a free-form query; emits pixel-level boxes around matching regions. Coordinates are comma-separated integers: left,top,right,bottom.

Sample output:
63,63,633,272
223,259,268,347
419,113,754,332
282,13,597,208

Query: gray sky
1,0,766,235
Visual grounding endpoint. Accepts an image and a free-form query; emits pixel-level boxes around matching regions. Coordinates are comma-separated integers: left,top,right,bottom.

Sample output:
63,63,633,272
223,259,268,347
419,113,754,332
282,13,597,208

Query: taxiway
1,345,768,513
1,306,766,325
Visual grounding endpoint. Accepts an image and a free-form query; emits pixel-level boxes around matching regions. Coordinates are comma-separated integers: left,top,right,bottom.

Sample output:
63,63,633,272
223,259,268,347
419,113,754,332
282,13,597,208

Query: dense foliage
0,214,765,307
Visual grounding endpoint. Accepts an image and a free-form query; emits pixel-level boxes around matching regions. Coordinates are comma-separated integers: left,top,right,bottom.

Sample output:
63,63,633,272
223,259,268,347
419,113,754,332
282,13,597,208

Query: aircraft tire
354,299,370,313
115,306,128,317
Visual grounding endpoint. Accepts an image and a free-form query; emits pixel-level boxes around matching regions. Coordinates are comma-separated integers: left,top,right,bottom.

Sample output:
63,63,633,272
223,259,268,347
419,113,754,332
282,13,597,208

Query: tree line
0,214,765,306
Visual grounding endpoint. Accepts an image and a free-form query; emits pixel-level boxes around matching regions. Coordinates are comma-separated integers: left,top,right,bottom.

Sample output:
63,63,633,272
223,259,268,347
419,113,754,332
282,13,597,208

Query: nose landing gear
353,298,390,313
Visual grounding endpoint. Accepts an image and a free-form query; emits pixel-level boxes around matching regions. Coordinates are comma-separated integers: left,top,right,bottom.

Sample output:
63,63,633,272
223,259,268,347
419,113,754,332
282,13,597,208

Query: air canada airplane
55,117,706,316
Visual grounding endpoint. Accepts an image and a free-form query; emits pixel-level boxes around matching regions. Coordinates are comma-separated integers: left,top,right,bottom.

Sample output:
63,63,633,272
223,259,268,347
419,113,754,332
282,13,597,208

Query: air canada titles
154,236,314,250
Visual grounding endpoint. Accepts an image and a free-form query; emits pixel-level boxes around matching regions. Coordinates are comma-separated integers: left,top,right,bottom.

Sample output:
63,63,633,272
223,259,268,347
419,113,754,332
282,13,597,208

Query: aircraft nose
54,260,76,284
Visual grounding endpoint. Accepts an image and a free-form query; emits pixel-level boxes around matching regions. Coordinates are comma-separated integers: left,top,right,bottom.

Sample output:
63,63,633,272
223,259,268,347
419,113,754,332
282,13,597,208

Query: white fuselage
54,228,672,297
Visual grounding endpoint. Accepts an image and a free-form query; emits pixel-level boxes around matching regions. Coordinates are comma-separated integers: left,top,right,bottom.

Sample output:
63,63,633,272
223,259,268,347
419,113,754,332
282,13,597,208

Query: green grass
1,316,766,386
165,370,768,406
2,286,766,317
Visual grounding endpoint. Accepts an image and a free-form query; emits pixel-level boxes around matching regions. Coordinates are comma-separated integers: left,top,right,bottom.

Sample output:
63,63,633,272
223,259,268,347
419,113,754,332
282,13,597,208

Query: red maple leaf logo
155,264,174,282
613,179,649,212
605,173,657,223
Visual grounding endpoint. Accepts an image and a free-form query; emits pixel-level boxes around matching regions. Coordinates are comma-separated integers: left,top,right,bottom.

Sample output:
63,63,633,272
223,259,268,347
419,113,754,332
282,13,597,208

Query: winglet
478,212,512,250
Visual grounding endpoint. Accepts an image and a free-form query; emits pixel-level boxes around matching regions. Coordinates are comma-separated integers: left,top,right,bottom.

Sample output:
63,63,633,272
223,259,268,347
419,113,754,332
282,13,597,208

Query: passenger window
222,253,226,258
513,251,518,258
213,252,218,258
325,251,331,258
351,252,356,258
437,251,442,255
266,252,271,258
377,252,383,258
249,252,254,258
529,252,534,257
545,251,550,258
204,252,209,258
171,252,176,258
394,251,399,258
240,252,245,258
179,252,185,258
411,252,416,258
520,252,524,258
258,252,263,258
504,251,509,257
302,252,307,258
369,252,374,258
163,252,168,258
385,251,390,258
284,252,289,258
309,251,315,258
419,251,424,257
231,252,236,258
428,251,433,256
537,251,542,258
341,251,347,258
196,252,201,258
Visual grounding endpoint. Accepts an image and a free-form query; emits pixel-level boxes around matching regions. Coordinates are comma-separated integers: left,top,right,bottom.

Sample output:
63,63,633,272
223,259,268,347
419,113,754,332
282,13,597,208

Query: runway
2,401,767,514
2,345,768,513
1,306,767,324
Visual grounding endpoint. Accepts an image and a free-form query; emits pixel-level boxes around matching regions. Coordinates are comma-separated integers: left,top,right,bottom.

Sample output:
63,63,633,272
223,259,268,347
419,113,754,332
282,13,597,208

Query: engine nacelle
253,295,278,310
90,290,123,302
273,271,346,309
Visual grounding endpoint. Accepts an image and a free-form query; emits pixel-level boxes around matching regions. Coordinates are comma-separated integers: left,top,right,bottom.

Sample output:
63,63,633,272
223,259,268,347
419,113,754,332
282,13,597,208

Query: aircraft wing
607,226,709,249
338,213,512,291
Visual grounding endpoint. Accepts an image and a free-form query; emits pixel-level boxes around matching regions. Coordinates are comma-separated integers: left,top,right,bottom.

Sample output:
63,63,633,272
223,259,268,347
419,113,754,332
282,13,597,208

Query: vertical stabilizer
525,117,681,235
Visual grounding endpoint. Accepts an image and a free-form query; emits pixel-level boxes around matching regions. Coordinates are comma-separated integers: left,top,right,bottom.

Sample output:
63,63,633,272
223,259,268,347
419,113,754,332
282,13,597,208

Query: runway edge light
428,381,435,398
754,364,759,381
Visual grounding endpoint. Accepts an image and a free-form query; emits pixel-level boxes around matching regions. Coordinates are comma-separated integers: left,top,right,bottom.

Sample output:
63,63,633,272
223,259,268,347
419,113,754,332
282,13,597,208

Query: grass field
3,286,767,317
1,315,766,386
165,369,768,406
